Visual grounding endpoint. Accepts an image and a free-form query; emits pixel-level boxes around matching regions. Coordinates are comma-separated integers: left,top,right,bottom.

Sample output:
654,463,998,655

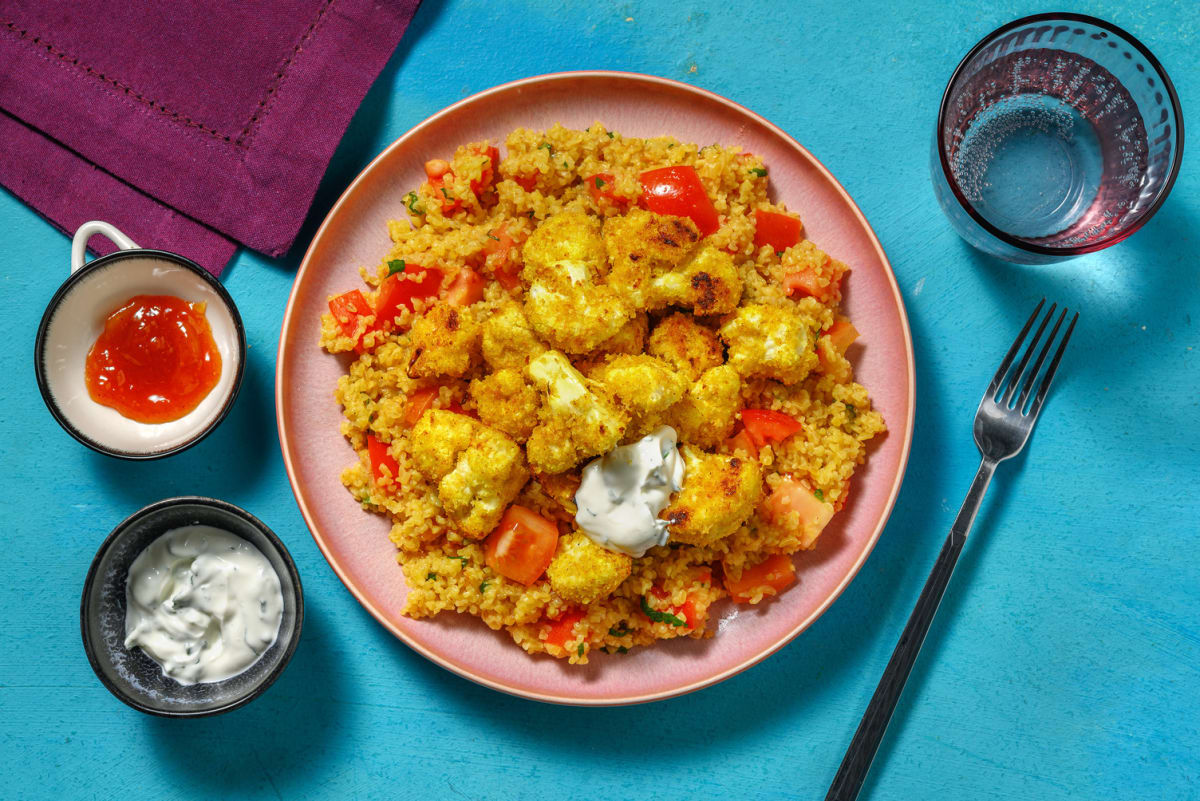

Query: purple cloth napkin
0,0,420,274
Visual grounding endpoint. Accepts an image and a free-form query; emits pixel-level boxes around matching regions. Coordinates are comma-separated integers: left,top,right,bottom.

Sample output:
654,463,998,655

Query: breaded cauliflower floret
647,243,742,315
590,354,687,439
663,447,763,546
469,368,540,440
481,301,546,371
593,312,648,357
407,303,480,379
719,302,818,384
410,410,528,537
523,212,632,353
525,350,630,474
667,364,741,450
604,209,700,306
546,530,633,604
646,312,725,381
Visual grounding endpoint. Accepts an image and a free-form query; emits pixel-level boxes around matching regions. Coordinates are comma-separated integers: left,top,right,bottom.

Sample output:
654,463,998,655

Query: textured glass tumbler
932,13,1183,264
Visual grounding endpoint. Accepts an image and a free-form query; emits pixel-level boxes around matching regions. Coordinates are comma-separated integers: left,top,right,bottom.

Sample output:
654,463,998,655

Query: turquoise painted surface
2,1,1197,798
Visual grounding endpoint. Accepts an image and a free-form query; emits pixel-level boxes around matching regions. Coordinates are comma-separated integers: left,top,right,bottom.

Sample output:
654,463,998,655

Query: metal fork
826,299,1079,801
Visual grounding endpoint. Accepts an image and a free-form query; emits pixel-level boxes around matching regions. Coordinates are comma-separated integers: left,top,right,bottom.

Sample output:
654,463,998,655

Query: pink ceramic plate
277,72,914,705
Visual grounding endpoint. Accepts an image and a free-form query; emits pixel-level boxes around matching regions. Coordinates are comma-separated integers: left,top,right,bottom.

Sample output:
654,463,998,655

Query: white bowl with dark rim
80,496,303,717
34,221,246,459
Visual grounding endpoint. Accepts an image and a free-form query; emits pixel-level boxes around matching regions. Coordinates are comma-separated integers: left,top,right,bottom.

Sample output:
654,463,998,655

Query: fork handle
826,458,997,801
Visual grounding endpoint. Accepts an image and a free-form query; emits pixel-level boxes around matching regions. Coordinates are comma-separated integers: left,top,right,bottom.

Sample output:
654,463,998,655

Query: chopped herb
814,489,825,502
668,143,676,149
368,411,378,422
440,187,451,199
577,643,585,657
449,555,469,566
360,493,373,505
387,259,406,275
426,572,437,580
749,167,767,177
776,251,784,258
562,161,570,169
486,233,500,242
640,596,687,627
404,190,425,215
617,645,629,654
479,580,490,593
608,625,630,637
594,176,606,188
844,402,857,420
538,142,554,154
606,131,615,139
526,210,535,218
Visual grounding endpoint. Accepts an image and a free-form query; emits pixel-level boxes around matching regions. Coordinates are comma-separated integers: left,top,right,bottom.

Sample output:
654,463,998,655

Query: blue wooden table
2,2,1197,798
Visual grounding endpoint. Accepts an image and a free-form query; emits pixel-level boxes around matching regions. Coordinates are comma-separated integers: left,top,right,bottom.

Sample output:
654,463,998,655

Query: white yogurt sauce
124,525,283,685
574,426,686,557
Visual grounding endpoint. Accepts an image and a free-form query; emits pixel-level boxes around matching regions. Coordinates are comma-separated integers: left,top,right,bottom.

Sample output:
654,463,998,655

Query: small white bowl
34,221,246,459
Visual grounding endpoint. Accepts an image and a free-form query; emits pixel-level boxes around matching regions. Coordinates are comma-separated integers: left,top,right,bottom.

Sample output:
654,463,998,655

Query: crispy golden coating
533,469,582,516
525,350,630,474
646,312,724,381
522,212,632,353
469,368,540,440
481,301,546,371
546,531,633,604
719,303,817,384
647,243,742,315
590,354,688,439
594,312,648,357
667,364,741,450
407,303,480,379
410,410,528,538
663,447,763,546
604,209,700,305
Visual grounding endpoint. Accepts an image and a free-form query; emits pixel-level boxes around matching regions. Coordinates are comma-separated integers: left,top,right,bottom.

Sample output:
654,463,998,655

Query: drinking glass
932,13,1183,264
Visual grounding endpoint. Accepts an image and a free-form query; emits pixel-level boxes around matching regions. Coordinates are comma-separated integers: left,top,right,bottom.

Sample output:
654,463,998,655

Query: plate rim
275,69,916,706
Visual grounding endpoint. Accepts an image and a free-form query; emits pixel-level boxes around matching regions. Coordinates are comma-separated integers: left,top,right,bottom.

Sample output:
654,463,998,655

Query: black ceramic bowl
81,497,303,717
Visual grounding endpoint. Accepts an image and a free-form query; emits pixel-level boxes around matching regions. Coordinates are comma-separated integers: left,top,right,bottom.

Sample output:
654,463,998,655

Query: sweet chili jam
84,294,222,423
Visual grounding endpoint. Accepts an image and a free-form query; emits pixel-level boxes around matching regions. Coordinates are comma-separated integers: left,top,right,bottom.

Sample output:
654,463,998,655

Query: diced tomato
763,477,835,549
724,553,796,603
725,425,759,458
373,266,443,331
424,159,451,179
782,262,840,303
483,505,559,585
467,145,500,194
366,433,400,483
328,290,371,337
513,173,539,192
429,173,463,214
445,268,485,306
826,319,859,354
586,172,626,207
754,209,803,252
544,610,585,649
741,409,803,450
484,223,521,289
403,387,439,428
639,165,719,236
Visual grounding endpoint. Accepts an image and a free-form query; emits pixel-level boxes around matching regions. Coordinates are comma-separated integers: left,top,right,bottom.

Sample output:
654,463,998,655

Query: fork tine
987,298,1045,398
1027,311,1079,418
1002,301,1056,404
1016,307,1067,410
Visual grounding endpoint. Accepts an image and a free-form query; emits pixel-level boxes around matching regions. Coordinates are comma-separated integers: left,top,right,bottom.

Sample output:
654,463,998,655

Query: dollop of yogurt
124,525,284,685
574,426,686,557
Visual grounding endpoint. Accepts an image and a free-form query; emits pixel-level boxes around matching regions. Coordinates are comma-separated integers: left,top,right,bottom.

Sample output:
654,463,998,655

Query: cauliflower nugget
590,354,687,439
664,447,763,546
469,368,540,440
668,364,741,450
410,410,528,538
481,301,546,371
407,303,480,379
547,531,632,604
522,212,632,353
647,313,725,381
719,303,818,385
525,350,630,473
647,244,742,315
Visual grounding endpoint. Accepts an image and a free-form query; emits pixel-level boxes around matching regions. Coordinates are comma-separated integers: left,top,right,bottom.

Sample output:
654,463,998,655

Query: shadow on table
85,346,276,507
145,600,346,794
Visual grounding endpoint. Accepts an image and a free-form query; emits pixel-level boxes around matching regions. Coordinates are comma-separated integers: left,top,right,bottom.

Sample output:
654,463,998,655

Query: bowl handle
71,221,139,274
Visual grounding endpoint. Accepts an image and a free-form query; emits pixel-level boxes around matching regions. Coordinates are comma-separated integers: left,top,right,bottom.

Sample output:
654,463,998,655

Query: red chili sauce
84,294,222,423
